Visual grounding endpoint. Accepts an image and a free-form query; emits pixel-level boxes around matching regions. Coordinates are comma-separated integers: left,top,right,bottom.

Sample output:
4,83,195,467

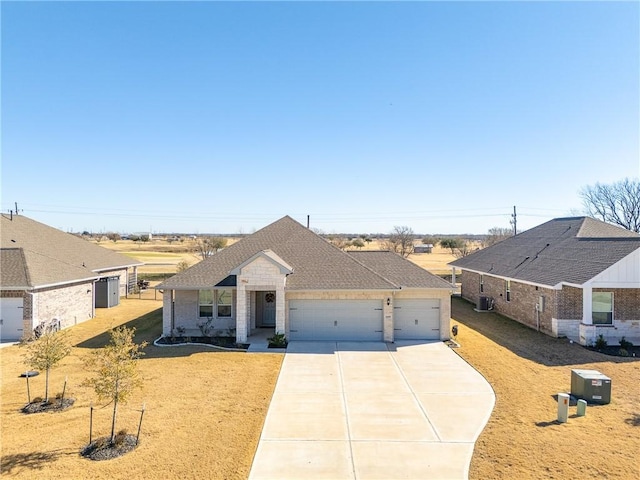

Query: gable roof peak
577,217,639,238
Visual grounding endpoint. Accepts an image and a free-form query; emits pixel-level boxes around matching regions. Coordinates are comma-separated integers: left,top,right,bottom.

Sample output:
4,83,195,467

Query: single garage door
394,299,440,340
1,297,25,341
289,299,383,341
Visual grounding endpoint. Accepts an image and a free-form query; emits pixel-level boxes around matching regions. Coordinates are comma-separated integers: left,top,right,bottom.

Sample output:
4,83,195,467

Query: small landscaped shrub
114,429,128,447
595,334,608,350
619,336,633,350
197,318,215,337
267,333,287,348
618,348,630,357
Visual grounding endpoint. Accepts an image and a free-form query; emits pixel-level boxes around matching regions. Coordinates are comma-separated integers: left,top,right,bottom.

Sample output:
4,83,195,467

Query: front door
261,291,276,327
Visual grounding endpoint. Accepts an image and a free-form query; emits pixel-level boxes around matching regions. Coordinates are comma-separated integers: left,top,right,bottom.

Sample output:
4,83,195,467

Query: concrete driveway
249,341,495,480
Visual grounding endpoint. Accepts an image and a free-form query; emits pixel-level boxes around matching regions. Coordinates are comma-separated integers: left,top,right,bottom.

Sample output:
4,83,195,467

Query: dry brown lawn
451,297,640,480
1,298,282,479
3,295,639,479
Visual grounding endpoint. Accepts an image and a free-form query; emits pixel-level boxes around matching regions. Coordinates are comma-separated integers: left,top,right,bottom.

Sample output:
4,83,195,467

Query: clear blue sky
2,1,638,235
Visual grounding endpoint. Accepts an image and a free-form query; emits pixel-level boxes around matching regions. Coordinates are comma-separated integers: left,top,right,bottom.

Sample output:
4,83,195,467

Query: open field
1,299,282,479
407,246,457,275
451,297,640,479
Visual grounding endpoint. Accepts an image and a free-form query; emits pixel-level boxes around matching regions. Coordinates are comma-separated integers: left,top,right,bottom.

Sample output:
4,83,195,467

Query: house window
592,292,613,325
506,280,511,302
199,290,214,317
217,289,232,317
480,275,484,293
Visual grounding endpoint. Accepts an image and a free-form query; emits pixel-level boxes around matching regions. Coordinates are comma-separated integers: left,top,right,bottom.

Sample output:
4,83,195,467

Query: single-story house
0,214,143,340
449,217,640,346
157,216,453,343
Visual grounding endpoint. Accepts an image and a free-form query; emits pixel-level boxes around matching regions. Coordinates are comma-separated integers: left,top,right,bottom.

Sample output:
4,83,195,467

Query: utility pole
510,206,517,235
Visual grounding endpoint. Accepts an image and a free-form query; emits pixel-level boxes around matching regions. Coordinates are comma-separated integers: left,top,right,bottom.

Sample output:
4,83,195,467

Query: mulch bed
81,434,138,461
585,345,640,357
156,336,249,349
22,398,75,414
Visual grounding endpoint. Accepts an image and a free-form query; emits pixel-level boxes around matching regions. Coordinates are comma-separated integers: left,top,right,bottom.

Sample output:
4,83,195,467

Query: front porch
247,327,285,353
233,250,292,343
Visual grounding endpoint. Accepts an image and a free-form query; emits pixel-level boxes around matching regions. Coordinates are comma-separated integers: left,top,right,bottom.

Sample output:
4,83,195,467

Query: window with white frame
199,290,214,317
480,275,484,293
217,289,232,317
506,280,511,302
592,292,613,325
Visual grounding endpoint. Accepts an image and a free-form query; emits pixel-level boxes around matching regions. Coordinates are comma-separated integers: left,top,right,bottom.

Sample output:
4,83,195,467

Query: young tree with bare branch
22,330,71,402
83,327,147,444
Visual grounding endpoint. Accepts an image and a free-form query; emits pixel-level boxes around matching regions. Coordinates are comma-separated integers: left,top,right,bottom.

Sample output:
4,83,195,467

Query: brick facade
459,271,640,345
32,281,94,331
556,286,582,319
166,289,236,336
163,284,452,343
460,271,555,333
2,282,94,339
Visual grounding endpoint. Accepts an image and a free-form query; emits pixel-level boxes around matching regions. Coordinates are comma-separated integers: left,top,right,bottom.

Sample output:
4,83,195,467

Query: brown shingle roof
159,216,450,291
0,249,30,288
348,251,452,289
450,217,640,287
1,215,141,288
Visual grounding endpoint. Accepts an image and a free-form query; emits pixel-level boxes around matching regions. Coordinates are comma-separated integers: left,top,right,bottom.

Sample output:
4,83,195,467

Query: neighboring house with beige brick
0,214,143,341
157,216,453,344
450,217,640,346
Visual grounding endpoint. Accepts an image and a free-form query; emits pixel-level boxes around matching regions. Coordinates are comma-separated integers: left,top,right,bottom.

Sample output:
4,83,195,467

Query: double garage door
289,299,383,341
288,298,441,341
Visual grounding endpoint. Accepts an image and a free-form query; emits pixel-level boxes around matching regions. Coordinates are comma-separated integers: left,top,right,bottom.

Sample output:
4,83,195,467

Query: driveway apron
249,341,495,480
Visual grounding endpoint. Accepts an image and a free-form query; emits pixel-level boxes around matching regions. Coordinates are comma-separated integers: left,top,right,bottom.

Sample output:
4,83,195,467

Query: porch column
582,285,592,324
237,284,248,343
275,285,286,335
162,289,173,336
451,267,456,287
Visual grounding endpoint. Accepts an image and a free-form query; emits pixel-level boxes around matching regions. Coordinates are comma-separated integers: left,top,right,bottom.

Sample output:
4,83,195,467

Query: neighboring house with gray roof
1,214,143,341
450,217,640,346
157,216,453,343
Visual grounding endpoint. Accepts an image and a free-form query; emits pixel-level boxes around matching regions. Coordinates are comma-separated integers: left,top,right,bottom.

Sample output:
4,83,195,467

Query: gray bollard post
557,393,569,423
576,399,587,417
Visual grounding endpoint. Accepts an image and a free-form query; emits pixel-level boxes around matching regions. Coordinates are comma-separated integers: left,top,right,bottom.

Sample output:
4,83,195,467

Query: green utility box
571,369,611,405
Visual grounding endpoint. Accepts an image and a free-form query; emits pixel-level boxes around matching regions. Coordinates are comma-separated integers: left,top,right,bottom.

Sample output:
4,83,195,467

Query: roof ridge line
19,248,33,288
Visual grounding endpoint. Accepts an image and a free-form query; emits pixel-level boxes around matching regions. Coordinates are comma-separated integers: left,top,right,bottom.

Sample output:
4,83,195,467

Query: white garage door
394,299,440,340
289,299,383,341
1,297,25,341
